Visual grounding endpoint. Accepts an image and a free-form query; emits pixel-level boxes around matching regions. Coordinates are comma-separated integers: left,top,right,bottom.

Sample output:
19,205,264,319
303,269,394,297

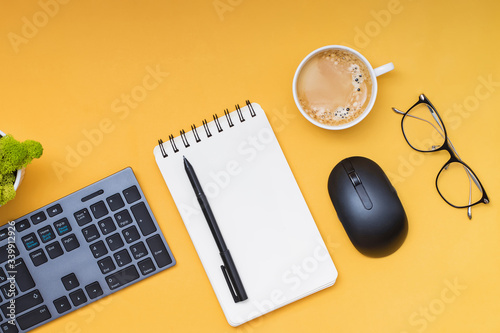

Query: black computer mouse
328,156,408,257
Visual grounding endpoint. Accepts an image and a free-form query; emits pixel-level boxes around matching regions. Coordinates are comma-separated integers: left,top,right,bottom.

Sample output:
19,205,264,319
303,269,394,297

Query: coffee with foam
296,49,373,126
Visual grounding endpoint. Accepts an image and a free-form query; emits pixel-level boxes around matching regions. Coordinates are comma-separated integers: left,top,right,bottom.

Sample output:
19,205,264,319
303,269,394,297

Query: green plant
0,134,43,205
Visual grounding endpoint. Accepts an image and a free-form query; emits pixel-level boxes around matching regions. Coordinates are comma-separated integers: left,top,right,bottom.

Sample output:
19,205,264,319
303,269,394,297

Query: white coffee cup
293,45,394,130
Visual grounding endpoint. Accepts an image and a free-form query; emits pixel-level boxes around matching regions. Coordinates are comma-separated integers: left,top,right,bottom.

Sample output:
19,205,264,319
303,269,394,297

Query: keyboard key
10,259,36,292
17,305,51,330
53,296,71,314
114,210,133,228
69,289,87,307
130,242,148,260
123,186,141,204
106,193,125,211
105,265,139,290
82,225,100,243
37,225,56,243
122,226,140,244
15,219,30,232
53,218,72,236
131,202,157,236
0,244,19,264
85,282,103,299
147,234,172,268
45,241,64,259
0,322,18,332
106,233,124,251
0,289,43,317
61,273,80,291
17,305,52,330
90,201,108,219
97,257,115,274
0,244,17,265
30,211,46,225
21,233,40,251
113,249,132,267
29,249,48,267
47,204,63,217
138,258,156,276
89,241,108,259
0,282,18,299
61,234,80,252
0,268,6,284
74,208,92,226
0,228,8,242
98,217,116,235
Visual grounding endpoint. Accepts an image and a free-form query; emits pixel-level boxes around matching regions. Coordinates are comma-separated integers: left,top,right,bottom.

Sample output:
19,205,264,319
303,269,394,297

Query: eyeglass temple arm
425,104,446,132
392,107,446,144
467,178,473,219
443,135,478,220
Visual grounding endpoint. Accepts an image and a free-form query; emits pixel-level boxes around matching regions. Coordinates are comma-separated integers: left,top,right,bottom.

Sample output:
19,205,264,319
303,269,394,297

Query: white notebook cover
153,103,338,326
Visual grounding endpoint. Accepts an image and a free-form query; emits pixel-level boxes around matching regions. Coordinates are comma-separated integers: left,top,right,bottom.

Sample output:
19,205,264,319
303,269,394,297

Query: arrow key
69,289,87,307
85,281,103,299
53,296,72,314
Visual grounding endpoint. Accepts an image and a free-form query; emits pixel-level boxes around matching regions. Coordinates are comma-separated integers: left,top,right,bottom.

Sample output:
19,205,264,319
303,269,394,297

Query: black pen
183,156,248,303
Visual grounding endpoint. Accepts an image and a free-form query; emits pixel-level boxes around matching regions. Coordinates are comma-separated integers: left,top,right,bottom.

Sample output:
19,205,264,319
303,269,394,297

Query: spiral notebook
153,102,338,326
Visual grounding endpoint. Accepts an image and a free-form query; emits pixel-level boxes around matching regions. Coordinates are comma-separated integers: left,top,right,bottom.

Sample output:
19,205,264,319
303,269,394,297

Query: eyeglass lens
437,162,484,207
402,103,446,152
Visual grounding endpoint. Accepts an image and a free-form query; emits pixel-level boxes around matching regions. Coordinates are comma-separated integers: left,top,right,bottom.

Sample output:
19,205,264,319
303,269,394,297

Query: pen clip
221,265,241,303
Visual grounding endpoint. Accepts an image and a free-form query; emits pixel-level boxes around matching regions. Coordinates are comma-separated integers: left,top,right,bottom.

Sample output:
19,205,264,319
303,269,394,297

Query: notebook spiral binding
157,100,257,158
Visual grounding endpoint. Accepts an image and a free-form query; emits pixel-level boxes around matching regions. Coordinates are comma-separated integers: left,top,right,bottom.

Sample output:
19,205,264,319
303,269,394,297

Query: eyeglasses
392,94,489,219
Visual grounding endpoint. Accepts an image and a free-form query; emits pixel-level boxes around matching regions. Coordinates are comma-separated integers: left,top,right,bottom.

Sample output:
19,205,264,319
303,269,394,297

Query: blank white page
154,103,337,326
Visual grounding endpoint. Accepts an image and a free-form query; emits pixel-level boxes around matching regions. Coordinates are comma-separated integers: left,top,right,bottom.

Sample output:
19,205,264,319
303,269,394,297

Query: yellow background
1,0,499,332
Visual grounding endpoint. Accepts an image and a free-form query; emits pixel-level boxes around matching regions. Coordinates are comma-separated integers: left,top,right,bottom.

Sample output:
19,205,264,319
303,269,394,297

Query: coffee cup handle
373,62,394,77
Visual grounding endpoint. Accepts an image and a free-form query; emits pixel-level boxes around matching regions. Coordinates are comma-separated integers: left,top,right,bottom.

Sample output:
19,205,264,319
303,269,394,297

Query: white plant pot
13,168,26,192
0,130,25,206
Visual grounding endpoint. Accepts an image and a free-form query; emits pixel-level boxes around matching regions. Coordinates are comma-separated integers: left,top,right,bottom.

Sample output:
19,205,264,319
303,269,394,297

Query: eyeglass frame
394,94,489,213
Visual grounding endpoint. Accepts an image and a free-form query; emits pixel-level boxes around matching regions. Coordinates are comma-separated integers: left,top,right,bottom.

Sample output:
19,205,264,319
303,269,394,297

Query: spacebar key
105,265,139,290
17,305,52,330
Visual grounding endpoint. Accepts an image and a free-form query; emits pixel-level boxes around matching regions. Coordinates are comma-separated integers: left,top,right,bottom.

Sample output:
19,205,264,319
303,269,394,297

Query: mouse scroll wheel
348,171,362,187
